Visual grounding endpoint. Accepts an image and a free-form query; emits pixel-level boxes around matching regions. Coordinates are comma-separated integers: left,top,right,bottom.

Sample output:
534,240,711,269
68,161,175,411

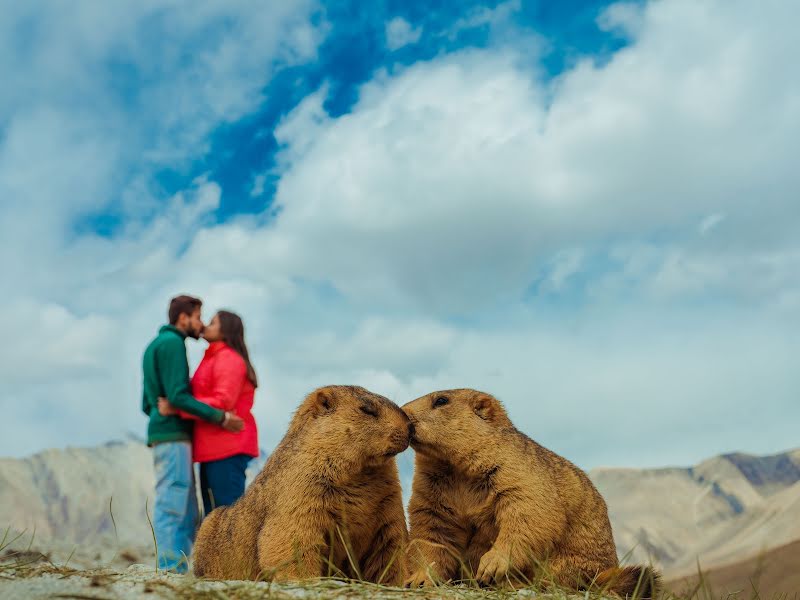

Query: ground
0,534,764,600
0,562,586,600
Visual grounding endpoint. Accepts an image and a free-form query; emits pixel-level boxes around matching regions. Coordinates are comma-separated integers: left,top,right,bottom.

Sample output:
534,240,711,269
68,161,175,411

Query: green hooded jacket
141,324,225,445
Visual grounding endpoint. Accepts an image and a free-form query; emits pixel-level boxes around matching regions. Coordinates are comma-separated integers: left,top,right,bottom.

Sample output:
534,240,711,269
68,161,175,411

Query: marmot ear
471,394,496,421
311,388,336,416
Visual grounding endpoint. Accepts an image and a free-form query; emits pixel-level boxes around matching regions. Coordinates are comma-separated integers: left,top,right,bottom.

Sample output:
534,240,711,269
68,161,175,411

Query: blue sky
84,0,634,232
1,0,799,468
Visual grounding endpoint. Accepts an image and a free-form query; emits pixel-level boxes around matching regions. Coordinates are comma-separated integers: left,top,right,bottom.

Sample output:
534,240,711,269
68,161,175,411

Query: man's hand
158,397,178,416
222,412,245,432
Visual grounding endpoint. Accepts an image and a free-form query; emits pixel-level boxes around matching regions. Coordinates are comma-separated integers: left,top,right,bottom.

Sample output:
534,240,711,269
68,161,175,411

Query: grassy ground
0,526,634,600
0,560,584,600
0,553,710,600
2,558,796,600
2,528,792,600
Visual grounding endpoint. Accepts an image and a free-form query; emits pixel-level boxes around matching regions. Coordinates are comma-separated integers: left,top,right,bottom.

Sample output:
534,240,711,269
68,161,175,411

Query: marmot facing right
193,385,411,583
403,389,660,598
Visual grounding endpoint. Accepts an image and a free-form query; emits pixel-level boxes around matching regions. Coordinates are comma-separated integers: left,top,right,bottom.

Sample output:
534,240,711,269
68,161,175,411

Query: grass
0,529,618,599
0,558,795,600
2,524,797,600
0,561,577,600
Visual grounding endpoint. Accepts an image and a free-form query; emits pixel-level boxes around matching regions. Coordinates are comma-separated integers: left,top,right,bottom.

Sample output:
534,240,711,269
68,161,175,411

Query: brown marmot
402,389,660,598
192,385,411,583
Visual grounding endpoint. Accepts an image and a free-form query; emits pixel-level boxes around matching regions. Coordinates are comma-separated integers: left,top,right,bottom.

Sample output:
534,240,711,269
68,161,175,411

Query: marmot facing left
402,389,660,598
192,385,411,583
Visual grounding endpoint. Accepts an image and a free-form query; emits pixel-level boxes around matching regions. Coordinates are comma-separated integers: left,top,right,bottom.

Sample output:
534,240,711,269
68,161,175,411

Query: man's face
178,307,204,339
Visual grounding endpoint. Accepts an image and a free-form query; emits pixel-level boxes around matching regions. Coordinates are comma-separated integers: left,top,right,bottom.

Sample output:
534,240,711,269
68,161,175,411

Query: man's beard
187,325,203,340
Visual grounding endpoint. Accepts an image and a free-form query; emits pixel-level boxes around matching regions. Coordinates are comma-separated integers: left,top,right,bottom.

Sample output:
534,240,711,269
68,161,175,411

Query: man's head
168,295,204,339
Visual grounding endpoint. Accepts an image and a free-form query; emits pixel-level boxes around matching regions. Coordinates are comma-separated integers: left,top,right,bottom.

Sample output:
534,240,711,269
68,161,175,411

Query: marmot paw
476,548,511,585
405,569,436,588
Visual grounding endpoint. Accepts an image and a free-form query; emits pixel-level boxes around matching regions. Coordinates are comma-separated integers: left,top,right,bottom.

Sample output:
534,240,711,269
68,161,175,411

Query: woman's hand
158,396,179,416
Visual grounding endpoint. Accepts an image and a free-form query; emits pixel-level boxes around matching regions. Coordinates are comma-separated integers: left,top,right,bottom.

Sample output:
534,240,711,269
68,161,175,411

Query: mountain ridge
589,447,800,574
2,442,798,578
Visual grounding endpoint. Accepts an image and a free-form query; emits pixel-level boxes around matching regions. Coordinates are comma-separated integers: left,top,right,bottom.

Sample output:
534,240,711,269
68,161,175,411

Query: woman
159,310,259,515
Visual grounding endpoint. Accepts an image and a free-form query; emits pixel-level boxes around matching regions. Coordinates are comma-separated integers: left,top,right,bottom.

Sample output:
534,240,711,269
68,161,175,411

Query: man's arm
158,338,225,424
141,390,150,416
158,396,244,432
176,350,246,420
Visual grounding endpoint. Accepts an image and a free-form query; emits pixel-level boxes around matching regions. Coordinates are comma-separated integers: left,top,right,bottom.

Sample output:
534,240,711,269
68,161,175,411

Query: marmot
192,385,411,583
402,389,660,597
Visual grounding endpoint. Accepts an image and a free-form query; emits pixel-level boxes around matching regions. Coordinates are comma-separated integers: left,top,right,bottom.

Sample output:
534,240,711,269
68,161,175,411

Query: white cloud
385,17,422,51
538,248,585,294
1,0,799,478
250,174,267,198
236,0,800,466
698,213,726,235
0,0,324,213
266,0,800,314
0,1,324,455
448,0,521,39
597,1,645,38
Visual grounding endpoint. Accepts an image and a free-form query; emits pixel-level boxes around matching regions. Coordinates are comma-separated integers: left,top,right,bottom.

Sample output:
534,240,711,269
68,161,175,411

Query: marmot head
402,389,511,459
292,385,412,466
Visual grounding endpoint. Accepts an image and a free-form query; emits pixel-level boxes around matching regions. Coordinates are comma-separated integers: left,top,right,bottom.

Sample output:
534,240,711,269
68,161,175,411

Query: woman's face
202,314,223,343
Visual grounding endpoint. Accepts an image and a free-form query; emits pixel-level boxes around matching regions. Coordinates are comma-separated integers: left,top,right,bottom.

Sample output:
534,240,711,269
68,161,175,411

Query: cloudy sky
1,0,798,472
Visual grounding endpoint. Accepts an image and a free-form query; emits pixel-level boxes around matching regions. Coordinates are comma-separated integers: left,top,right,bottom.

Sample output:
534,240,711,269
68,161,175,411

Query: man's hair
168,295,202,325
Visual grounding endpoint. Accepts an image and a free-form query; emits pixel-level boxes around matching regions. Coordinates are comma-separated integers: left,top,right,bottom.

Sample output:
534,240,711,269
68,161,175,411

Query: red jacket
179,341,259,463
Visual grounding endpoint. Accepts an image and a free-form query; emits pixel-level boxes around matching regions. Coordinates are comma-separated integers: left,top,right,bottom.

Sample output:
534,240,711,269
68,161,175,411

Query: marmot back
192,385,411,583
402,389,660,598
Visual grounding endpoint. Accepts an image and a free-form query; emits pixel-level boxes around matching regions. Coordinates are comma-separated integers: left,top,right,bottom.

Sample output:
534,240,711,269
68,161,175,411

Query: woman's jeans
152,441,198,573
199,454,251,515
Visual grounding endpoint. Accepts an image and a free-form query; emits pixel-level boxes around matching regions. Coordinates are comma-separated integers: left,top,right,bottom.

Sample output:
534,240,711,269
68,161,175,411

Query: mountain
667,538,800,598
0,440,154,548
590,448,800,574
1,441,799,582
0,440,268,552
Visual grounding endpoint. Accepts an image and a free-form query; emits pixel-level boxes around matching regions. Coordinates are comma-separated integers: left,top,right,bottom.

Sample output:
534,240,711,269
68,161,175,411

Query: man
142,295,244,573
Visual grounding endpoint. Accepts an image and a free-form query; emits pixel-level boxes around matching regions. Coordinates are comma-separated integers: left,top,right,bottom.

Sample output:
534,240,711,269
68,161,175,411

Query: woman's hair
217,310,258,388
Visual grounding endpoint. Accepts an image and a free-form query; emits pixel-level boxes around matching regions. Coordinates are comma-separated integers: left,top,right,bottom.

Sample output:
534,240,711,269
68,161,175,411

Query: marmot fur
193,385,411,583
403,388,660,598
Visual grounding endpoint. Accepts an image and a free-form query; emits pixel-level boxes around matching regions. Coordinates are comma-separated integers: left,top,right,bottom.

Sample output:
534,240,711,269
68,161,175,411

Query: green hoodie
141,324,225,445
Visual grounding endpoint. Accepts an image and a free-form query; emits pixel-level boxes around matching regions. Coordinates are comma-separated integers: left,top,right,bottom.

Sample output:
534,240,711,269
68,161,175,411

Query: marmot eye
432,396,449,408
360,405,379,418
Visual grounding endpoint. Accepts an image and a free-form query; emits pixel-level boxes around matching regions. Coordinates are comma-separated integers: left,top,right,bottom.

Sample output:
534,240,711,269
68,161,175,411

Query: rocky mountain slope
590,448,800,574
1,441,798,579
0,441,155,549
667,538,800,598
0,440,267,553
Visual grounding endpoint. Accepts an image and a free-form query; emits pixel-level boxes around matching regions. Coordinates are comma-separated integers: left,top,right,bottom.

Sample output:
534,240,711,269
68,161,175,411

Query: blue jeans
152,441,198,573
199,454,251,516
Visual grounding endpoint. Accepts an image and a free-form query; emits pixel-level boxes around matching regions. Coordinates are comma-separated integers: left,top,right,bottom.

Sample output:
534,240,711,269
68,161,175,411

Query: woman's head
203,310,258,387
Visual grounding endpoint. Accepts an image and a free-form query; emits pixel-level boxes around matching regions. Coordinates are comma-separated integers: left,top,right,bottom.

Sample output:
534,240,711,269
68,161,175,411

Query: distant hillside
2,441,799,584
0,441,267,549
0,441,154,547
667,538,800,598
590,448,800,574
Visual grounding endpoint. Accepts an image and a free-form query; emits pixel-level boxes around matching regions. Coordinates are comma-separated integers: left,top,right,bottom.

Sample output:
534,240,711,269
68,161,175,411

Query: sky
0,0,798,472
